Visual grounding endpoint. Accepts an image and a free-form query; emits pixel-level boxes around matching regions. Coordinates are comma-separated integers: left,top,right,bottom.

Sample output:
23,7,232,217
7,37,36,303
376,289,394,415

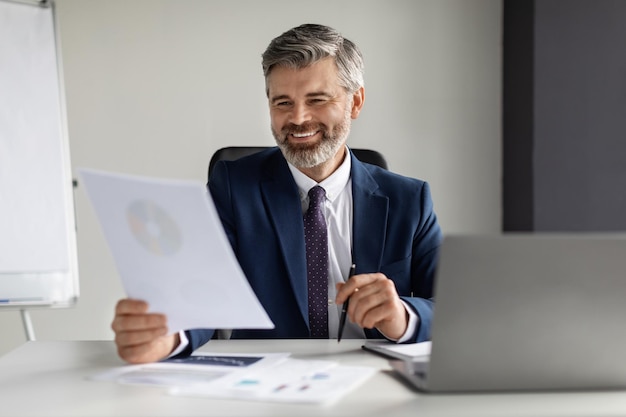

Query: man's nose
288,103,312,125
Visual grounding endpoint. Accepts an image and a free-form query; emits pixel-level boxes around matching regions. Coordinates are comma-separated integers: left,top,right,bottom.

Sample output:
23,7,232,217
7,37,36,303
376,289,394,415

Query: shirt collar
287,146,352,203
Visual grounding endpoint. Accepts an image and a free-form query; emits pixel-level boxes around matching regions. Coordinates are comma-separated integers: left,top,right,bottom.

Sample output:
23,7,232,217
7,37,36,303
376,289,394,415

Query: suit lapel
260,151,309,324
351,154,389,273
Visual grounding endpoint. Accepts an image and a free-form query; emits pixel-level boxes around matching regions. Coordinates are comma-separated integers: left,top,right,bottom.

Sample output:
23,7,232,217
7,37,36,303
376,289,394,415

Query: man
112,24,442,364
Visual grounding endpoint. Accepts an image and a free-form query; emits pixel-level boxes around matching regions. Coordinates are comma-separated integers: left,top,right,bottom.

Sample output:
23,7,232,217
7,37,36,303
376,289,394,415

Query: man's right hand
111,298,180,364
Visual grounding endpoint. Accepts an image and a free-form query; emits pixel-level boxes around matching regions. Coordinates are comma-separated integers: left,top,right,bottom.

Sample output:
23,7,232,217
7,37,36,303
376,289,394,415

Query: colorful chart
126,199,182,256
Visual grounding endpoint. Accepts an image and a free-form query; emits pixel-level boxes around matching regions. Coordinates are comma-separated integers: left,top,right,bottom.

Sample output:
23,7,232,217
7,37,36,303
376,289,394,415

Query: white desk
1,340,626,417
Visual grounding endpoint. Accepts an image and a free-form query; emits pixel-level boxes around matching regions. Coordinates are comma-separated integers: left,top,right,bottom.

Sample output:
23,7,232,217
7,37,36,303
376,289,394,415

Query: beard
272,106,352,169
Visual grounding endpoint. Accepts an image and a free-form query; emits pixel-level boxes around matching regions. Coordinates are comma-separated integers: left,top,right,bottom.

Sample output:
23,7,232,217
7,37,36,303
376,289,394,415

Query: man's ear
350,87,365,119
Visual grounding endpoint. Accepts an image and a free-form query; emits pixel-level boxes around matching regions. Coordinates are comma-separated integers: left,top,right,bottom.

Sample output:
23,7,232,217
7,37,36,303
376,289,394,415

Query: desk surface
1,340,626,417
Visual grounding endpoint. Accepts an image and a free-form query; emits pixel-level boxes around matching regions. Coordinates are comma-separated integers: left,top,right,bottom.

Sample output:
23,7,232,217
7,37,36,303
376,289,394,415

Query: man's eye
276,101,291,107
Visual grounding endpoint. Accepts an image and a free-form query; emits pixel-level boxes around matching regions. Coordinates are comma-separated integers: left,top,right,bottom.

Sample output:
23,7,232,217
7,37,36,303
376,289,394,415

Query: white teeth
292,132,316,138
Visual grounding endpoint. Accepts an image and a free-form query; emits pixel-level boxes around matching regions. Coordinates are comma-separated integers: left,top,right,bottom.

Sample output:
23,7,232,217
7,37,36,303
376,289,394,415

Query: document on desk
90,352,289,388
170,358,377,405
78,168,274,332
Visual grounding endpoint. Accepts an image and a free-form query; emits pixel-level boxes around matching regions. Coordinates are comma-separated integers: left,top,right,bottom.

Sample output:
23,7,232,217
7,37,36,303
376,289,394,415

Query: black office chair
208,146,388,180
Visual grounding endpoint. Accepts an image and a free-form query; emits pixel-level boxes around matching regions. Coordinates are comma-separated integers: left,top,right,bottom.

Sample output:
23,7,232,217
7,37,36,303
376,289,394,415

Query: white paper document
170,358,377,404
90,352,289,388
91,351,376,405
79,168,274,333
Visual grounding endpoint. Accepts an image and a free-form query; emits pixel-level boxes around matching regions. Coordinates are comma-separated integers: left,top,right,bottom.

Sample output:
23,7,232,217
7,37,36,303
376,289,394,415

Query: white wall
0,0,502,356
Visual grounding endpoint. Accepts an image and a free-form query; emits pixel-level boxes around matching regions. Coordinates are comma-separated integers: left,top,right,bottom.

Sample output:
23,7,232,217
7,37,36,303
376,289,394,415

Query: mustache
282,122,327,135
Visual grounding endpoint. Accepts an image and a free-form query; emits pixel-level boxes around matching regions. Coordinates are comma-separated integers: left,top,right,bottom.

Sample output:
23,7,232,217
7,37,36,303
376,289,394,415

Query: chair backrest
208,146,388,180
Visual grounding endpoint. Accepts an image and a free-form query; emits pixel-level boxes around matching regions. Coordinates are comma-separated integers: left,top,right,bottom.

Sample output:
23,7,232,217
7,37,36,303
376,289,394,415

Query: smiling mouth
290,131,318,138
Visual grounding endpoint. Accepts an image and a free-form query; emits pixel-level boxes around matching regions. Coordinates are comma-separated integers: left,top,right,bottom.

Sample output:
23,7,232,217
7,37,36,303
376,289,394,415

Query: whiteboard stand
0,0,79,339
20,310,36,341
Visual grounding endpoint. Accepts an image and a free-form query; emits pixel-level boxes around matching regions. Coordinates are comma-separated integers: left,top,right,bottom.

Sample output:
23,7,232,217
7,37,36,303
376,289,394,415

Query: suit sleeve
402,181,442,343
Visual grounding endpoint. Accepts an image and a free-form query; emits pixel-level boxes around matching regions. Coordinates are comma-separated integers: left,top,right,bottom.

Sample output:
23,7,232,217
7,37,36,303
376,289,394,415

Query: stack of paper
91,352,376,405
170,357,376,404
362,340,431,361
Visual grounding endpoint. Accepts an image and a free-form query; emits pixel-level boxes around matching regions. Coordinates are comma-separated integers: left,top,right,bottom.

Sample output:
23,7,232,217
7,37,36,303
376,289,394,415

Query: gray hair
261,24,364,96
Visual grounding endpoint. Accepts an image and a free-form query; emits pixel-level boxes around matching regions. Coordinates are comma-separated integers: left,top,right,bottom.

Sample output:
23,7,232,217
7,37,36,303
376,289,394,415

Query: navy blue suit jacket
183,147,442,354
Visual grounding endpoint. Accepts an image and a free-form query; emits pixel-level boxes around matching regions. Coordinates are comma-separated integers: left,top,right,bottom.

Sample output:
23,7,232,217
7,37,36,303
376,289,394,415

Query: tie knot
308,186,326,209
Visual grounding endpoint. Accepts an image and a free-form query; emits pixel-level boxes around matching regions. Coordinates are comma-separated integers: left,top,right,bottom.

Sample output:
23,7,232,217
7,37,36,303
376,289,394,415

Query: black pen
338,264,356,343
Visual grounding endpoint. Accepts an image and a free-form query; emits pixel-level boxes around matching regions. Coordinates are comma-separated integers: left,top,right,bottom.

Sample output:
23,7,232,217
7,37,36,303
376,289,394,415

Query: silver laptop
391,234,626,393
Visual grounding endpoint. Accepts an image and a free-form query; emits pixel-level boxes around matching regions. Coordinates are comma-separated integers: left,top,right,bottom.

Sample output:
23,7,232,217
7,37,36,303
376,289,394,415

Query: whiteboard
0,0,79,307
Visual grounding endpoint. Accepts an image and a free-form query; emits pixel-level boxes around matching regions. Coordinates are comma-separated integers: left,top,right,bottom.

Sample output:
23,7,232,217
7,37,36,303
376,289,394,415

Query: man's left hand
335,273,408,340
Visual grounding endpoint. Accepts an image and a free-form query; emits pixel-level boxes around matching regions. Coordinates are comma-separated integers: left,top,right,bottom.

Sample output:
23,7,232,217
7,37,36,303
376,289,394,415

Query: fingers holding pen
335,272,384,301
335,273,379,323
335,272,366,305
335,273,408,338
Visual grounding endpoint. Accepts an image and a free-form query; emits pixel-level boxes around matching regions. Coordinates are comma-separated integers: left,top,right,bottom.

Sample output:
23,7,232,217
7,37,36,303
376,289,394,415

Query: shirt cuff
166,330,190,358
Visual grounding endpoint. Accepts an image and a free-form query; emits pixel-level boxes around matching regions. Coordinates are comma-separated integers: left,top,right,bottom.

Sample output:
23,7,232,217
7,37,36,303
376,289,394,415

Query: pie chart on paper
126,199,183,256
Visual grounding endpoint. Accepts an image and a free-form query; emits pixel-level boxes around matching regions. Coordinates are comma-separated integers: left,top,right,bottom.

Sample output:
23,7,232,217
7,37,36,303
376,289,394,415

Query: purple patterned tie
304,186,329,338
